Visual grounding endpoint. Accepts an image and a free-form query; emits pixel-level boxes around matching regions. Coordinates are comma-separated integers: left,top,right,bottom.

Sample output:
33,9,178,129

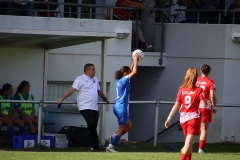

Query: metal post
99,38,108,146
47,4,49,17
37,101,43,144
43,50,48,101
154,102,159,147
77,0,82,19
218,11,221,24
233,12,235,24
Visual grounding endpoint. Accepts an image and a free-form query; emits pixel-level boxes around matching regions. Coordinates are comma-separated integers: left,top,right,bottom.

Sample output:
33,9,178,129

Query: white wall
130,24,240,143
47,32,133,140
0,48,45,114
1,15,240,144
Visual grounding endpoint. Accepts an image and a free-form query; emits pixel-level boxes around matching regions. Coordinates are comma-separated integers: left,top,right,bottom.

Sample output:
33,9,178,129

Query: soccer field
0,143,239,160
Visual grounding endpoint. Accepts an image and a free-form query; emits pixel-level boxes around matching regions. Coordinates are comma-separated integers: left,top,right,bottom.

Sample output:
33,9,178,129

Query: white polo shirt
72,74,100,111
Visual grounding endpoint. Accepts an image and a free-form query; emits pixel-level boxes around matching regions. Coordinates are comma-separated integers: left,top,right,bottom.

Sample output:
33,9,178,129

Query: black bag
58,126,91,147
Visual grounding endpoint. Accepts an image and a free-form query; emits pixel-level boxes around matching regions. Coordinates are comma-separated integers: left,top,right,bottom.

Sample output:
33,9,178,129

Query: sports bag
58,126,91,147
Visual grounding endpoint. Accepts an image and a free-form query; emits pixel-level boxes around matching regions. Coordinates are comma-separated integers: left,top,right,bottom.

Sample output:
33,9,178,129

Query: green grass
0,142,240,160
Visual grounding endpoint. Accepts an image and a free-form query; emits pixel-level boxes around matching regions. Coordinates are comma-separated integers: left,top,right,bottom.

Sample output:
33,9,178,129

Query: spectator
225,0,240,24
199,0,219,24
185,0,201,23
14,80,43,135
0,83,28,138
113,0,152,50
57,63,109,151
12,0,49,16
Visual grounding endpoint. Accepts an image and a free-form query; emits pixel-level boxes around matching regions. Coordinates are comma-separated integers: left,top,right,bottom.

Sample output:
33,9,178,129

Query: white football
132,49,144,61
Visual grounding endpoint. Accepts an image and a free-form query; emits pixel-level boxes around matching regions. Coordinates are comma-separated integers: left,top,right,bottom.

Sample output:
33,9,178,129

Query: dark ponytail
115,66,130,80
0,83,12,95
15,80,29,97
201,64,211,75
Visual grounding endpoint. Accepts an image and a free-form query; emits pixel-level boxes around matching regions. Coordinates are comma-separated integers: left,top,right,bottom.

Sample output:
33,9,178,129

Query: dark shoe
88,147,100,152
143,42,153,50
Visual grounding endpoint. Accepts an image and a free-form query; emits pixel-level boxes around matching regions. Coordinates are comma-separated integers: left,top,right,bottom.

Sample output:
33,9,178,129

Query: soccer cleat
198,149,205,154
108,135,113,143
106,146,118,152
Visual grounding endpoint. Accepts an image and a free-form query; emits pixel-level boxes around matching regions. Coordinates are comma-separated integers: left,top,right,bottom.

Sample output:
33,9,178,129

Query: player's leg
13,117,27,135
199,122,209,153
181,118,200,160
124,119,133,133
32,116,43,135
1,116,15,138
198,108,211,153
107,107,128,152
22,116,35,134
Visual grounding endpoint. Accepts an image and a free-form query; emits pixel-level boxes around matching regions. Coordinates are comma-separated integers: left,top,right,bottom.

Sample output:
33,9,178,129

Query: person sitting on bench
0,83,27,138
14,81,43,135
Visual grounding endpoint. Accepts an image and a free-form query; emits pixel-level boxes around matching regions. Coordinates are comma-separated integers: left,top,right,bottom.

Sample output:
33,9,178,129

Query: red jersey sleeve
209,80,216,91
176,89,182,103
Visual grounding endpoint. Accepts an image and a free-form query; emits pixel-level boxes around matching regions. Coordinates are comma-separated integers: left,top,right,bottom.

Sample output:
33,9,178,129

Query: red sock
199,140,205,150
180,153,188,160
186,154,192,160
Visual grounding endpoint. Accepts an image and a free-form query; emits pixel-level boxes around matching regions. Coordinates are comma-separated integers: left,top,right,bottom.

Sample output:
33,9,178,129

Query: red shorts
200,108,212,123
180,118,201,136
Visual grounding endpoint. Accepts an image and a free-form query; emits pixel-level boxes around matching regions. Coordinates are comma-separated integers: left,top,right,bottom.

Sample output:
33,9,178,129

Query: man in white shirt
57,63,109,151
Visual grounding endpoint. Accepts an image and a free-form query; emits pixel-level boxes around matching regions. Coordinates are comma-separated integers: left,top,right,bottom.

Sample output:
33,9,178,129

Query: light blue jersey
114,75,131,125
115,75,131,107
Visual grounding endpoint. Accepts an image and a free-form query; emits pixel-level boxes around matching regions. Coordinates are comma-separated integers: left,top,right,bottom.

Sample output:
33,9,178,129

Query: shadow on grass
0,142,240,153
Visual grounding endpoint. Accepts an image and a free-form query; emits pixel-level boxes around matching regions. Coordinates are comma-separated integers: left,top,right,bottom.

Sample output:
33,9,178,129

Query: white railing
1,99,240,147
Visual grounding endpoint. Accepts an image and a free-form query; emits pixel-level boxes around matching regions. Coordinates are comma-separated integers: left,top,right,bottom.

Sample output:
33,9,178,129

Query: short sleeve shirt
72,74,100,111
196,76,215,109
115,75,131,107
176,87,205,123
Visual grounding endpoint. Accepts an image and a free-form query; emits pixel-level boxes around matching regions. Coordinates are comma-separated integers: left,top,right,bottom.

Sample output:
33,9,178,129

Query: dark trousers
199,11,218,24
80,109,99,149
12,3,32,16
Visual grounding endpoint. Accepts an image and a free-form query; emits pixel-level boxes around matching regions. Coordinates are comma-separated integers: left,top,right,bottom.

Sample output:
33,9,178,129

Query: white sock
108,144,113,148
112,133,117,138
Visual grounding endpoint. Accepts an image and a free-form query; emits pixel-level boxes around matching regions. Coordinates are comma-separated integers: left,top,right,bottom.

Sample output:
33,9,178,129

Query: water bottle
43,110,49,123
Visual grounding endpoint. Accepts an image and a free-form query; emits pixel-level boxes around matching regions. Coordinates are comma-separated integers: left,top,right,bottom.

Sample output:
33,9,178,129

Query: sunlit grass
0,142,239,160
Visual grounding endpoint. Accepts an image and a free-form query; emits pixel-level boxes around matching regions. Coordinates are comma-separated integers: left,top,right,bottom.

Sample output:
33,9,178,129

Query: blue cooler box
13,135,55,149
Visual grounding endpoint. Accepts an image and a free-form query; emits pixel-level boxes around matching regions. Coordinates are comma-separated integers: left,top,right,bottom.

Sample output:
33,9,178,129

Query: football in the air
132,49,144,61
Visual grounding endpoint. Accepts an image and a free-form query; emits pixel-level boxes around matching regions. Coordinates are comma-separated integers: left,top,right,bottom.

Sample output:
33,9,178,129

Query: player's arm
210,89,216,113
119,0,147,11
57,87,76,104
130,59,134,71
200,99,207,108
16,107,30,117
129,54,139,79
97,90,109,104
30,106,35,117
0,108,7,117
165,102,180,128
